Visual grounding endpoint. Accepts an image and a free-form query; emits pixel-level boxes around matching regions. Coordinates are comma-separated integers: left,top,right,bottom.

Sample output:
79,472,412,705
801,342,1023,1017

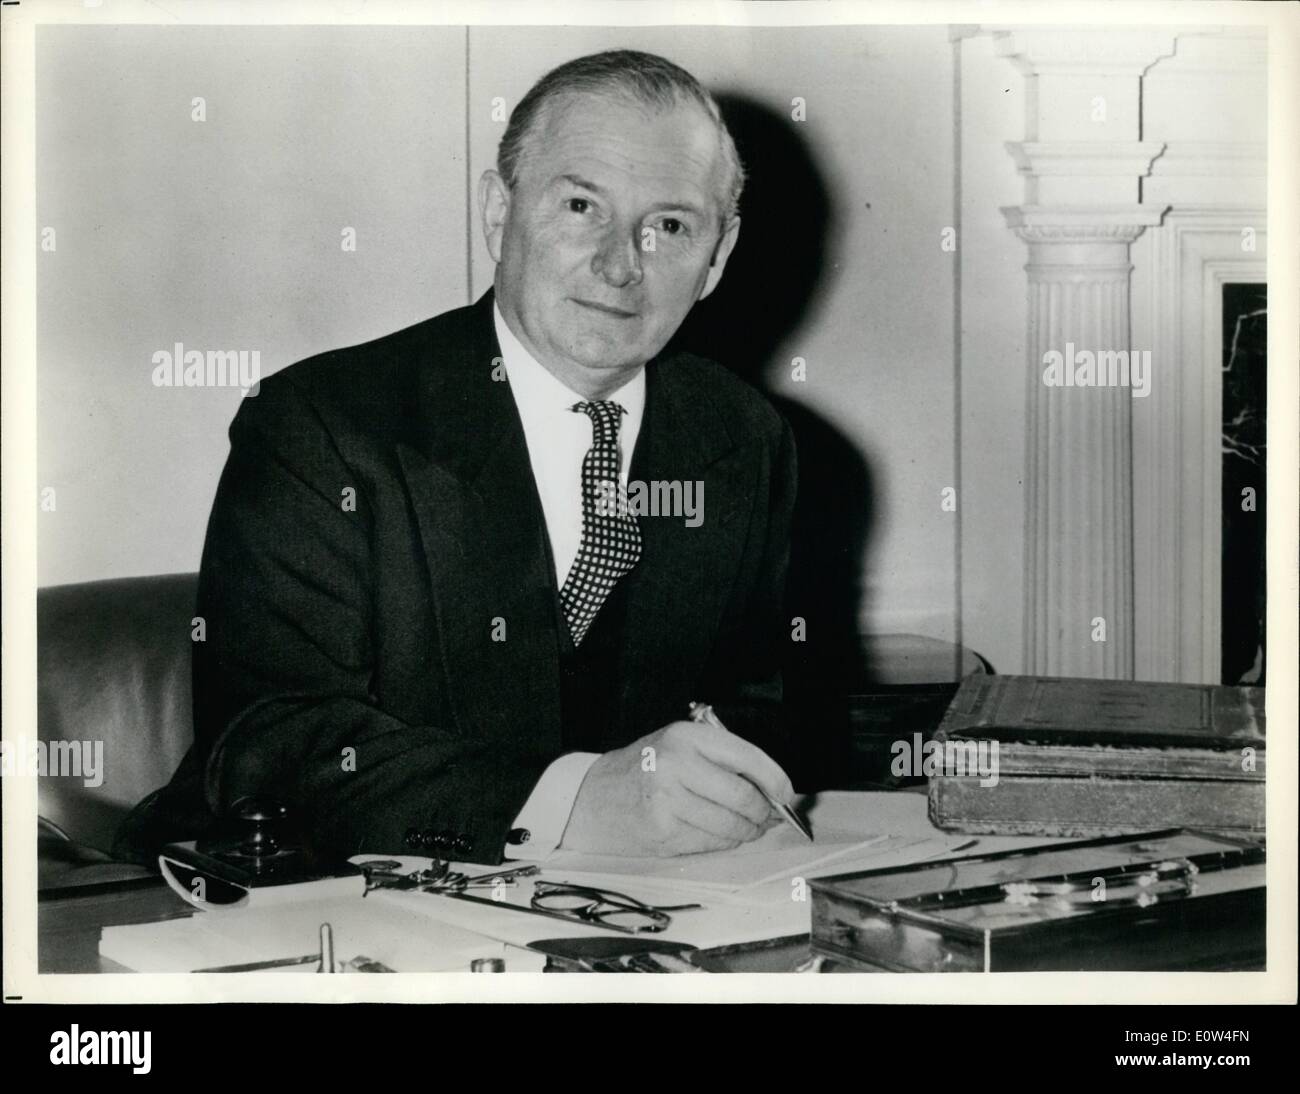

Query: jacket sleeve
709,417,811,787
191,376,549,864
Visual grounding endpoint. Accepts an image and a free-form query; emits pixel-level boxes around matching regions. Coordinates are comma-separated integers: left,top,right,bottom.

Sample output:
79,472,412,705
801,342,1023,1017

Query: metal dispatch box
810,830,1264,972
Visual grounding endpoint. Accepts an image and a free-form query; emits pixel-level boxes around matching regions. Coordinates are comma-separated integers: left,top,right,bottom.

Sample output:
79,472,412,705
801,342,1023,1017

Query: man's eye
566,198,591,214
659,218,686,236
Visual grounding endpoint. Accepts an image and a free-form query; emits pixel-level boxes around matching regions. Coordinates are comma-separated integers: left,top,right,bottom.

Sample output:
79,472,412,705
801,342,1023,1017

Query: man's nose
590,224,644,288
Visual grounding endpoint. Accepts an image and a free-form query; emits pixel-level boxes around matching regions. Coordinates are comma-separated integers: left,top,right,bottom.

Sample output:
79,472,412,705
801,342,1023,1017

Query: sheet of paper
100,894,504,973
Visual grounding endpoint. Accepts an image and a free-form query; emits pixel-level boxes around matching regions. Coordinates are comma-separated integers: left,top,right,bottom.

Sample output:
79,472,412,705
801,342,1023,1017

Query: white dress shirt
493,303,646,860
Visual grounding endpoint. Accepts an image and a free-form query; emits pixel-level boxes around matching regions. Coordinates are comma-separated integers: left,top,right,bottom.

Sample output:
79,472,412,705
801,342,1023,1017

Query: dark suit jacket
116,289,799,865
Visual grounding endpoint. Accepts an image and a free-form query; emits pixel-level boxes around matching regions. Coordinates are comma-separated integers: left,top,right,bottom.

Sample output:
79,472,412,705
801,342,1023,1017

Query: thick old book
927,675,1265,837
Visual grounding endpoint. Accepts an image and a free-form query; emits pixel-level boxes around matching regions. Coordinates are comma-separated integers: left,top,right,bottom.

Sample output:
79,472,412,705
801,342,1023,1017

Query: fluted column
990,26,1175,678
1006,209,1163,676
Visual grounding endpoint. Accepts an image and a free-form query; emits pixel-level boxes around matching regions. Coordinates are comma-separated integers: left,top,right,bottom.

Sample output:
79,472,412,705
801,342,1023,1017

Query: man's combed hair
497,49,745,224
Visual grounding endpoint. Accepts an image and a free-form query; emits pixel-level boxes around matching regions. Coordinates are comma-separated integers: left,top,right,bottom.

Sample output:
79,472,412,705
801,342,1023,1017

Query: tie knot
572,400,626,444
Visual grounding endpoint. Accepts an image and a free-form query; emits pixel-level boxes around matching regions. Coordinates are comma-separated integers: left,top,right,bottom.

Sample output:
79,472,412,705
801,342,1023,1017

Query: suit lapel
617,358,759,737
395,291,564,753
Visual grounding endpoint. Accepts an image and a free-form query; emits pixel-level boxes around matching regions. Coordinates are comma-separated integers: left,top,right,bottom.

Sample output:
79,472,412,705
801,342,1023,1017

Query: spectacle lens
532,884,680,933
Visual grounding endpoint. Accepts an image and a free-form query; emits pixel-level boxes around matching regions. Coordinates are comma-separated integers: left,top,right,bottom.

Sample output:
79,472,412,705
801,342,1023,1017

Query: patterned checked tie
559,400,643,646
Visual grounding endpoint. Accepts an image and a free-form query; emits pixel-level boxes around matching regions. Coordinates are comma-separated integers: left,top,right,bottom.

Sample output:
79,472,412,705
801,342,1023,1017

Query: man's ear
698,216,741,302
478,169,511,263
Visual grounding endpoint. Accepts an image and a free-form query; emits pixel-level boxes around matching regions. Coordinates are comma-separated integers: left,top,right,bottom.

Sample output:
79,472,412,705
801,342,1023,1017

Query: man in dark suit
117,49,802,866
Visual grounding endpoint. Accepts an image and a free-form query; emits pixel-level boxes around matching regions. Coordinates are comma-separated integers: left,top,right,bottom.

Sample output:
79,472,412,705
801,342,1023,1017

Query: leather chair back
37,574,197,852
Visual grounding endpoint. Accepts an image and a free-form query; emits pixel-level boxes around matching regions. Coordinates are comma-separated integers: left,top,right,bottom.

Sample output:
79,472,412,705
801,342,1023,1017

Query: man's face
481,91,739,393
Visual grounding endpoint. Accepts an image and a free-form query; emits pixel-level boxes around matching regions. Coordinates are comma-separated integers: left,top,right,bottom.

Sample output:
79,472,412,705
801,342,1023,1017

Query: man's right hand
557,719,797,856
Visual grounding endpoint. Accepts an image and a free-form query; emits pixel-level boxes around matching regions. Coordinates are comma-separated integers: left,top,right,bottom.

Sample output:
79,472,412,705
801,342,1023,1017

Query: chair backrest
37,573,198,851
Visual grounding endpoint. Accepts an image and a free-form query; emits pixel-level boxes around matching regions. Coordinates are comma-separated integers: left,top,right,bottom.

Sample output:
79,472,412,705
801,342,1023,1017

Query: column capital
1002,204,1168,244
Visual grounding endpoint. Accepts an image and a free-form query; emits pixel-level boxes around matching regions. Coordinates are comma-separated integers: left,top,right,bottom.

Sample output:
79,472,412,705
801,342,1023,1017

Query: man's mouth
571,298,639,319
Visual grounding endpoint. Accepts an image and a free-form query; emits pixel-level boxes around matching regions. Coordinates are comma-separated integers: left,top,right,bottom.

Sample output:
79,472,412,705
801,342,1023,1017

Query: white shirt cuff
505,751,599,861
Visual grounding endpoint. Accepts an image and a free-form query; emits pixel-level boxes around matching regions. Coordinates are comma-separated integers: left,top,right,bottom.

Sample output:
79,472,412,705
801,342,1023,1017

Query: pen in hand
688,702,813,842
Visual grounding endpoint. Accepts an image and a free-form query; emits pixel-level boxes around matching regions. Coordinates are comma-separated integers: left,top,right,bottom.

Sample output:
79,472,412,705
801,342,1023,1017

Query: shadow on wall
669,93,876,783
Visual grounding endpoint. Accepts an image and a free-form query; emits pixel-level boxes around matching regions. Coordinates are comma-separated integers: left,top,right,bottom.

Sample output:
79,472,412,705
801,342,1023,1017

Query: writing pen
688,702,813,842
